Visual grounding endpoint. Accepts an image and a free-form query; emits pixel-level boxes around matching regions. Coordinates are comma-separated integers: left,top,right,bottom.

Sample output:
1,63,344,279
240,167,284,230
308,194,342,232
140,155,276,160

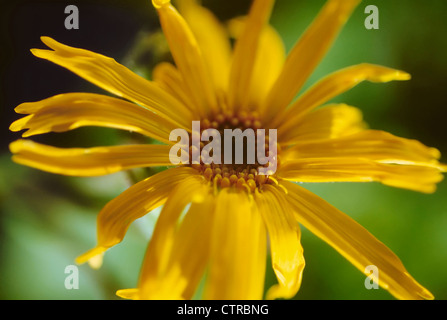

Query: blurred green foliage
1,0,446,300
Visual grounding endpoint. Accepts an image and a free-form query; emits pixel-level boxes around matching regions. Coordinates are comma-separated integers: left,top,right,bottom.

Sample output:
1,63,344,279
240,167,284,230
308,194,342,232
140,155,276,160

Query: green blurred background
1,0,446,300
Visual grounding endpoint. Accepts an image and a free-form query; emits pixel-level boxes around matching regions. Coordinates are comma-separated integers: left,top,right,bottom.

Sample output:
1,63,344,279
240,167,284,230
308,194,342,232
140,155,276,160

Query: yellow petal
76,246,106,267
177,0,232,95
153,1,217,116
278,104,366,144
261,0,361,122
284,181,434,300
31,37,191,127
274,64,411,130
10,140,173,177
203,189,267,300
152,62,196,113
228,18,285,110
250,25,285,110
87,252,104,270
76,167,203,264
116,288,139,300
282,130,443,167
278,157,444,194
227,0,275,111
10,92,182,144
256,186,305,300
137,194,213,299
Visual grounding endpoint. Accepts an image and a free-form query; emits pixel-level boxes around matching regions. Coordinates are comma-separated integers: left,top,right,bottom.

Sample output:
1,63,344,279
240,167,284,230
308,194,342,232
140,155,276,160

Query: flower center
189,111,280,193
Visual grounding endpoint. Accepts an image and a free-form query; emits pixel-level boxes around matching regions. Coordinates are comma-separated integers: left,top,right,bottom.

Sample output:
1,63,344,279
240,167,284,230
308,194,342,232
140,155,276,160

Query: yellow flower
9,0,446,300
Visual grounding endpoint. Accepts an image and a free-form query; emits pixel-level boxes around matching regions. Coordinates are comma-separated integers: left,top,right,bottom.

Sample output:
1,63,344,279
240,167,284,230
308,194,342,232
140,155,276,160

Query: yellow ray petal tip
152,0,171,9
116,288,139,300
30,48,43,57
75,246,107,265
420,289,435,300
87,252,105,270
9,115,30,133
265,284,295,301
9,139,26,153
395,71,411,81
40,35,54,44
37,36,59,50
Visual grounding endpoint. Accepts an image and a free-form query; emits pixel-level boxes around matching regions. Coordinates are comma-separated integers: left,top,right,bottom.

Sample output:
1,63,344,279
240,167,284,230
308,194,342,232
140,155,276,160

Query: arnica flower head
9,0,447,300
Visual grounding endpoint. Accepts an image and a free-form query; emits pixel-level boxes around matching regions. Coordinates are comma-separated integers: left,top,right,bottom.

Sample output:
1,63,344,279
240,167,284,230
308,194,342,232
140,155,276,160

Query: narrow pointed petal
116,288,139,300
282,130,444,169
10,140,172,177
256,186,305,300
249,25,285,109
204,190,267,300
152,62,196,112
153,0,218,116
136,194,214,299
76,167,204,264
284,181,434,300
278,104,366,144
177,0,232,95
228,18,285,109
31,37,191,127
10,92,182,144
261,0,361,122
227,0,275,111
278,157,444,194
274,64,411,130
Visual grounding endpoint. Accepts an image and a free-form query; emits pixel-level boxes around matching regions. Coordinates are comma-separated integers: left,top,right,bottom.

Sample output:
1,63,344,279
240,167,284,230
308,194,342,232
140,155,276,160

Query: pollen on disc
186,111,280,193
